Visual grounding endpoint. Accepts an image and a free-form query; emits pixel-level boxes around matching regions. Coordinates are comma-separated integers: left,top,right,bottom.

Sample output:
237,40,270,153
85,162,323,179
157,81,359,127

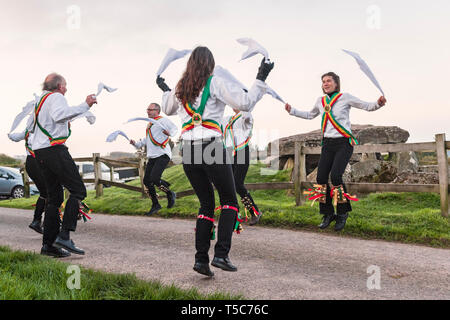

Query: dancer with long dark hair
158,46,274,276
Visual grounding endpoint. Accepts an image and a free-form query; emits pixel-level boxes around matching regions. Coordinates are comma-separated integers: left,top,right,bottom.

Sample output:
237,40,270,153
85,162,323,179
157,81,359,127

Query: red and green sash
24,129,35,158
181,76,223,135
321,93,358,145
223,113,252,155
147,116,169,148
34,92,72,146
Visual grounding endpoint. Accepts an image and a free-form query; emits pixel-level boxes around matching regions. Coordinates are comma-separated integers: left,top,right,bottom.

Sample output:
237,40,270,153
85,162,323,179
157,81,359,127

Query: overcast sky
1,0,449,157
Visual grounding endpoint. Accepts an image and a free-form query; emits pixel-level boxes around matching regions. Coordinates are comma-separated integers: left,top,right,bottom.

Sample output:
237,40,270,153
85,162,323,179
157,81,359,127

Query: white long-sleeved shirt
289,92,383,139
134,116,178,159
30,91,90,150
161,76,267,141
222,111,253,150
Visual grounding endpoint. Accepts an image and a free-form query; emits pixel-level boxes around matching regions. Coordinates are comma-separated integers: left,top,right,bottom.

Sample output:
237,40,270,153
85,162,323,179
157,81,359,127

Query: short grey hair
42,73,65,91
150,103,161,113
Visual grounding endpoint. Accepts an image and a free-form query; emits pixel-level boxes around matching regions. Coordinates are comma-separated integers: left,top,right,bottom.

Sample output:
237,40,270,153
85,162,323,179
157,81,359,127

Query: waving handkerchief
342,49,385,96
156,48,192,76
237,38,270,62
71,110,96,124
9,95,39,133
96,82,117,97
266,87,285,104
214,65,248,91
106,130,129,142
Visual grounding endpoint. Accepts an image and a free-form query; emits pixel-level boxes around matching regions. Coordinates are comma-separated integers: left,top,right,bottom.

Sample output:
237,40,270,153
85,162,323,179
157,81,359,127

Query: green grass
1,163,449,248
0,246,242,300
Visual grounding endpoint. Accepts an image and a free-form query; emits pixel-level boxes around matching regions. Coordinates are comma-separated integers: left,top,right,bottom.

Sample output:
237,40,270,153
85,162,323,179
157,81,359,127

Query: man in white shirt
130,103,178,216
32,73,97,257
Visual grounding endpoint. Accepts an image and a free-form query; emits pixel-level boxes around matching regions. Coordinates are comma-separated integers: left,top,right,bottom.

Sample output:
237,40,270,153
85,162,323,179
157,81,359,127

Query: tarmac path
0,207,449,299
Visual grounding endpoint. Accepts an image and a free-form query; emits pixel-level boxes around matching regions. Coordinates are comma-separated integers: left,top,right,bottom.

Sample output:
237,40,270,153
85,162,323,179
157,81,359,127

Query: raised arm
347,93,386,111
285,98,321,120
50,93,96,123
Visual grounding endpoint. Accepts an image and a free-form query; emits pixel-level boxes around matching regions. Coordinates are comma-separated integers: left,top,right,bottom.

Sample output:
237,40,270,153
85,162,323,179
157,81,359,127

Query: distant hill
0,154,22,167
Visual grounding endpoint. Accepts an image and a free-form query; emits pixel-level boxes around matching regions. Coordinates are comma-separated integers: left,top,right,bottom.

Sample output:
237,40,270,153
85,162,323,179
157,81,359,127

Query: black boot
318,213,336,229
334,213,349,231
146,202,162,216
167,191,176,209
211,256,237,272
193,261,214,277
29,219,43,234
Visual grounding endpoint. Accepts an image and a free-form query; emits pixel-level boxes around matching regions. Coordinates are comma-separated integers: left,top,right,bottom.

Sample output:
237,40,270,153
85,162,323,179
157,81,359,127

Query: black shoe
334,213,349,231
40,244,71,258
211,257,237,272
318,213,336,229
29,220,43,234
167,191,176,209
249,212,262,226
146,203,162,216
193,262,214,277
53,236,85,255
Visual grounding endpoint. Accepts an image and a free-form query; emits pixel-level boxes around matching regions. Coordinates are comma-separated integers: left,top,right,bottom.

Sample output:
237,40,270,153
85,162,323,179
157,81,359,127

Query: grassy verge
0,246,242,300
1,163,449,248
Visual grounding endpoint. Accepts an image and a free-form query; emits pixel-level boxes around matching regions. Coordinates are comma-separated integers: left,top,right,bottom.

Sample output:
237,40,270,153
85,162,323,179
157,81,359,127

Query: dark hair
42,73,65,91
175,46,215,105
321,72,340,93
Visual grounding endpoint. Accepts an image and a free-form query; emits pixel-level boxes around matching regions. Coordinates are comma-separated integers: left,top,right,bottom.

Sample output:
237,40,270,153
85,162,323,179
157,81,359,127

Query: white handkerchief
106,130,129,142
9,95,39,133
266,87,285,103
214,65,248,91
342,49,385,96
96,82,118,97
125,117,166,130
156,48,192,76
236,38,270,62
71,111,96,125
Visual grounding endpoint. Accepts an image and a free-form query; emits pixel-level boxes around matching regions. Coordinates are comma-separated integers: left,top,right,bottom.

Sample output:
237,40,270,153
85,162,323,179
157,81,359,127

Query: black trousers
316,137,353,215
35,145,87,246
230,146,250,198
143,154,171,204
182,138,238,263
25,155,47,221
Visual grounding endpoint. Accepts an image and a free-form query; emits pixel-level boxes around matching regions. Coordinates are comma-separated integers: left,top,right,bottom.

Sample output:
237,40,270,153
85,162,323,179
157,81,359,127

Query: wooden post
22,167,30,198
435,134,449,217
138,155,147,198
294,142,306,206
93,153,103,198
110,166,114,182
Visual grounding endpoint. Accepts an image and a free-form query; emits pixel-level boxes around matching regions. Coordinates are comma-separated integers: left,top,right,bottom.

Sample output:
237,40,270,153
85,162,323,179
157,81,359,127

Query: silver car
0,166,39,199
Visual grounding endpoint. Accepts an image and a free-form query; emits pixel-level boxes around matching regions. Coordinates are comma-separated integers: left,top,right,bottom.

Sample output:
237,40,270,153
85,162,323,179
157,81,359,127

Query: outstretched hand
86,94,97,107
378,96,387,107
130,139,136,146
285,103,292,113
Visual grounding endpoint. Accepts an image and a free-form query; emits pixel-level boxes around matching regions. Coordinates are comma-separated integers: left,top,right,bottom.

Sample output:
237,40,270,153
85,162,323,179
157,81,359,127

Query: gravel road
0,207,448,299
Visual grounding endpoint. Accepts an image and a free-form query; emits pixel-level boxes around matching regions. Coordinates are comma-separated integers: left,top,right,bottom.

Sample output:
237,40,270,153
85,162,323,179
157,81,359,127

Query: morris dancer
31,73,97,257
8,115,47,234
285,72,386,231
223,109,262,225
130,103,178,216
158,46,273,276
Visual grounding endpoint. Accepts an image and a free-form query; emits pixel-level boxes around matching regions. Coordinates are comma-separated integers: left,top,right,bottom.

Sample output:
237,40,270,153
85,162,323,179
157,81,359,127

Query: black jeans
143,154,171,204
182,138,238,263
316,137,353,215
35,145,86,246
25,155,47,221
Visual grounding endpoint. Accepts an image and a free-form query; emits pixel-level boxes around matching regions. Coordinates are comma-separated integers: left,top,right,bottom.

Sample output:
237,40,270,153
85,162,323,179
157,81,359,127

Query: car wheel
11,186,25,199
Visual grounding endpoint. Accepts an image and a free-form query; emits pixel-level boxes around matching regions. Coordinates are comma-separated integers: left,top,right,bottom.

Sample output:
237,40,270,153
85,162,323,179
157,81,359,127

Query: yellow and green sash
181,76,222,135
147,116,169,148
34,92,72,146
321,93,358,146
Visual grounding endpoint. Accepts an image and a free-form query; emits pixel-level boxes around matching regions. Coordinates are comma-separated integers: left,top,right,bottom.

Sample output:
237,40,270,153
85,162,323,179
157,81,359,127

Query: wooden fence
22,134,449,217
